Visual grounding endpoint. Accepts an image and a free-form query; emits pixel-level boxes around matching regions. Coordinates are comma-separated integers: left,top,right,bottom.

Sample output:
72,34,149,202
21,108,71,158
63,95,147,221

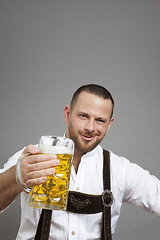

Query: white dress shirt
0,145,160,240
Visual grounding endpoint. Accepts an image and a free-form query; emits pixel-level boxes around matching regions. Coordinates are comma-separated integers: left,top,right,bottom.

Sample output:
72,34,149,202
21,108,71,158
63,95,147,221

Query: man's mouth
80,133,95,141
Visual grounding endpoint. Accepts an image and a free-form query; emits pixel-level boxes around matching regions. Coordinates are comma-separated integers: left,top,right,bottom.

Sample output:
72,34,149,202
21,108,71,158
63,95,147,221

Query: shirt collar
81,145,101,159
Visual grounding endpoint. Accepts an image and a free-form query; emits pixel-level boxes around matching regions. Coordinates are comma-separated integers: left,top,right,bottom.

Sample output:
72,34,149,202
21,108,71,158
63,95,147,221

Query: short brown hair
70,84,114,118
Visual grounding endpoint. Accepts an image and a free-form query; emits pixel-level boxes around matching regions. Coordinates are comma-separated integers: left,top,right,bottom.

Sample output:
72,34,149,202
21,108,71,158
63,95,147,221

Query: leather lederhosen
34,149,113,240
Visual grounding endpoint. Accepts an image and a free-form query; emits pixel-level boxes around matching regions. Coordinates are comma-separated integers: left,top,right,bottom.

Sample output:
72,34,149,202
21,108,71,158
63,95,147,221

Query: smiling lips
80,133,96,141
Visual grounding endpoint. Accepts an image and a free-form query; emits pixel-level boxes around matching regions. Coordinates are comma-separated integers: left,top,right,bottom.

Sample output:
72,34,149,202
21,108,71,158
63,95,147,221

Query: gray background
0,0,160,239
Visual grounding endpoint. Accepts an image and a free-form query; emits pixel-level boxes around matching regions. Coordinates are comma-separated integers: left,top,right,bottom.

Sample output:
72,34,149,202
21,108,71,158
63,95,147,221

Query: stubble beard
67,123,103,155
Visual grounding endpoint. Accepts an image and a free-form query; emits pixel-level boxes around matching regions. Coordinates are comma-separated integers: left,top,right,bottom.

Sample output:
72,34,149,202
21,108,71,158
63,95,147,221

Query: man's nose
84,119,95,132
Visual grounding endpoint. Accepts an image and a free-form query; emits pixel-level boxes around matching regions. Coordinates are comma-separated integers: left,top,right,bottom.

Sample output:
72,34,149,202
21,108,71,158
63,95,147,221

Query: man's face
64,91,114,155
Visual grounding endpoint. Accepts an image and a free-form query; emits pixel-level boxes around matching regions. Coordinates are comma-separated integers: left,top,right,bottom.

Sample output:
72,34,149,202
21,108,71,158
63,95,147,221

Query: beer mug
29,135,74,210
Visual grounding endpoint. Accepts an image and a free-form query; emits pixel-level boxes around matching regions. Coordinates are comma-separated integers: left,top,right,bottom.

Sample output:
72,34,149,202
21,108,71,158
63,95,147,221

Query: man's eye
80,114,87,118
97,119,105,123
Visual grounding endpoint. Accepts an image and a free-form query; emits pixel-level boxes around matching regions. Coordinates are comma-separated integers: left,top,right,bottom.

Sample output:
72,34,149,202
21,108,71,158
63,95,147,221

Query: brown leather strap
34,209,52,240
101,149,112,240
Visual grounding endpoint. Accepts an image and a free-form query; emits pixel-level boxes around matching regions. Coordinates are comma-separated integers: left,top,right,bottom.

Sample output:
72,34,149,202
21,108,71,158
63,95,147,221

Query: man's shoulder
106,150,130,168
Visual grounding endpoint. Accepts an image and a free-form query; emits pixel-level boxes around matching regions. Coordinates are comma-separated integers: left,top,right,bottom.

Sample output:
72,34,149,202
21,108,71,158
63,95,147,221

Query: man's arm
0,165,23,211
0,145,59,211
123,160,160,217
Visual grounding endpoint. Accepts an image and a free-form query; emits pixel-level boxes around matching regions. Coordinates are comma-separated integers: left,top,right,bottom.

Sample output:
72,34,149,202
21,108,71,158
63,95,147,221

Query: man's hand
0,144,60,211
19,144,60,188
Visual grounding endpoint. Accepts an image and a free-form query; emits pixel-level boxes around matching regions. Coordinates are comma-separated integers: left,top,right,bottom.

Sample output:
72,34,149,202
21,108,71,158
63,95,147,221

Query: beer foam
39,144,73,154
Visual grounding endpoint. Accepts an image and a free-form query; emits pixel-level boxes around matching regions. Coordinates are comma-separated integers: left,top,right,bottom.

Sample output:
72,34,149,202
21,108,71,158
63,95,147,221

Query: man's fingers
18,144,61,189
26,167,55,182
26,176,48,187
28,176,50,187
27,159,60,172
26,153,58,164
20,152,60,188
25,168,56,187
23,144,40,155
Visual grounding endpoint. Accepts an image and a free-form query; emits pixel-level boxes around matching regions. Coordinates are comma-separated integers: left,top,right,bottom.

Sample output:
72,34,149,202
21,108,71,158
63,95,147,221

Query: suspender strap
34,209,52,240
34,149,112,240
101,149,112,240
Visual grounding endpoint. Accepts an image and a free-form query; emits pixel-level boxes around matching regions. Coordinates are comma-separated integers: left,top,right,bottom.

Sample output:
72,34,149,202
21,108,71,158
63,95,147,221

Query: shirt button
71,231,75,235
76,187,80,190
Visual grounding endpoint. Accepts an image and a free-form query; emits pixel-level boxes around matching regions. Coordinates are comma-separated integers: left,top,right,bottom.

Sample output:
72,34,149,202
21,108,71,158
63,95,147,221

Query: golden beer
29,136,74,210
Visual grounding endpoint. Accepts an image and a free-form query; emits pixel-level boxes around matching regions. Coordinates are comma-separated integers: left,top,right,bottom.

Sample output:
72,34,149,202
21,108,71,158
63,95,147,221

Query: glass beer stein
29,135,74,210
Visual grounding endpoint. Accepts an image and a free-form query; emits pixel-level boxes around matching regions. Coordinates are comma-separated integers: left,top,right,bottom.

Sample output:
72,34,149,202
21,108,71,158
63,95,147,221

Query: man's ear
107,117,114,132
64,105,71,124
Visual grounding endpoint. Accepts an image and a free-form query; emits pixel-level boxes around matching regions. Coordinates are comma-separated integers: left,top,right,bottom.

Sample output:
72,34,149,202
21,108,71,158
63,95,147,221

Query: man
0,84,160,239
